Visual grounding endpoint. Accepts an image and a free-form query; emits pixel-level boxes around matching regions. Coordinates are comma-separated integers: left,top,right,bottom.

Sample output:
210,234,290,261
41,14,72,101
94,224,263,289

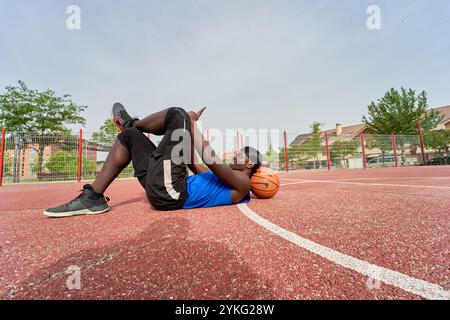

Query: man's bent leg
133,108,171,135
146,108,192,210
44,127,156,217
92,127,156,193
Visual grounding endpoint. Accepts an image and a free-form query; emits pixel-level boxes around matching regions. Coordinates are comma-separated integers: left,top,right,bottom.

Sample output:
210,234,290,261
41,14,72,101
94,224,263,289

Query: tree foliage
0,80,86,133
423,130,450,157
280,123,324,169
2,152,13,175
362,88,442,135
264,143,279,163
0,80,86,179
45,151,96,175
303,122,323,168
365,135,395,163
304,122,322,155
92,119,120,148
329,140,358,167
279,144,308,168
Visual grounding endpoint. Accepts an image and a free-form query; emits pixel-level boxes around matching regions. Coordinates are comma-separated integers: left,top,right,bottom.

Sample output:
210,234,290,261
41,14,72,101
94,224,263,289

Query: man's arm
187,149,209,174
188,114,250,203
186,109,210,175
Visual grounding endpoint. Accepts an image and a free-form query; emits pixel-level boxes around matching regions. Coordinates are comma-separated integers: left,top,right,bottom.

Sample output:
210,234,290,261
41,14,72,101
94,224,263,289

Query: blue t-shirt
183,171,250,209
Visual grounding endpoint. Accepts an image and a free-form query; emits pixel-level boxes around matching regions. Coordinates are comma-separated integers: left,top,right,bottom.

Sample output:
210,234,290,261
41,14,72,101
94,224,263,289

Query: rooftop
290,105,450,146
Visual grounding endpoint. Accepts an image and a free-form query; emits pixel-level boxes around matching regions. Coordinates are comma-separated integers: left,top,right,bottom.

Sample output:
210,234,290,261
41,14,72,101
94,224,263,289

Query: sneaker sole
43,207,110,218
111,103,126,132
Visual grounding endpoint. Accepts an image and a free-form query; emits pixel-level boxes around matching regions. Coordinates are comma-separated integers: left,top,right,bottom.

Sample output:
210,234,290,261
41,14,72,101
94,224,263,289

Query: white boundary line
281,176,450,182
279,179,450,190
281,181,317,186
237,203,449,300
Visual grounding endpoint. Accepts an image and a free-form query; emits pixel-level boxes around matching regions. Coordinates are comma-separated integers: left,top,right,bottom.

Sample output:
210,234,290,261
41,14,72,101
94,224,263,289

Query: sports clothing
118,107,191,210
183,171,250,209
116,107,251,210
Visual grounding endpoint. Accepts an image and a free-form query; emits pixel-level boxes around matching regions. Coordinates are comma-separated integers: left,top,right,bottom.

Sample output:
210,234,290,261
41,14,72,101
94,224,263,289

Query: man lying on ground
44,104,263,217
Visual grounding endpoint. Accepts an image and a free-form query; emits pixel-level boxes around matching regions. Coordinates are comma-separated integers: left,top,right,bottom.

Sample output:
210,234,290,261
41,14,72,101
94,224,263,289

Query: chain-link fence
1,131,80,184
277,132,432,171
276,132,444,171
0,128,448,185
0,130,167,184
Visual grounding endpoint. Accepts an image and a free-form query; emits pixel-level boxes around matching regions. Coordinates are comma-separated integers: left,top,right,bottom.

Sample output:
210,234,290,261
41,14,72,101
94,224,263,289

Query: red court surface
0,166,449,300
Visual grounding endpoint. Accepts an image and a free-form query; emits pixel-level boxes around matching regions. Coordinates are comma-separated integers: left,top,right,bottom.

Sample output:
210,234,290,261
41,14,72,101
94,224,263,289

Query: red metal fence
280,131,436,171
0,128,6,186
0,127,447,185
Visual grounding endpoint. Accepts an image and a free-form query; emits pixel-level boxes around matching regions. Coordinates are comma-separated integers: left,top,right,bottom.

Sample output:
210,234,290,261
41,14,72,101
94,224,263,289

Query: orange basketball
250,167,280,199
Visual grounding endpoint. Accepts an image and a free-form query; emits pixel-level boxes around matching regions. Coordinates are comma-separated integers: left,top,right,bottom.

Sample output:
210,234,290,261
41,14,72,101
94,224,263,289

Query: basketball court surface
1,166,449,300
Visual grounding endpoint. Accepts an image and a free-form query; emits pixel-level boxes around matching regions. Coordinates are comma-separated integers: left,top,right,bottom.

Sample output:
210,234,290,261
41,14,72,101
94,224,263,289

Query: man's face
228,150,251,171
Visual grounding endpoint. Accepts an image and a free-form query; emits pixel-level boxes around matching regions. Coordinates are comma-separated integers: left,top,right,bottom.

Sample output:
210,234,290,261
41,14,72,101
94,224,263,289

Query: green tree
44,151,78,175
2,152,13,176
366,135,393,163
0,81,86,180
92,119,120,149
329,140,358,168
423,130,450,164
303,122,323,169
279,144,308,170
362,88,443,162
45,151,96,178
65,135,82,152
362,88,442,134
264,143,278,164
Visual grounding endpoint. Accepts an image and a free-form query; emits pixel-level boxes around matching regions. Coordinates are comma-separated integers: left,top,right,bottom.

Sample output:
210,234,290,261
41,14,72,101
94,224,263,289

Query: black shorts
117,107,191,211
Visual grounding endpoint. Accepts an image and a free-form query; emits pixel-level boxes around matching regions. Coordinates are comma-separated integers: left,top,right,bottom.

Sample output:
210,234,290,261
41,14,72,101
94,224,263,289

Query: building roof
290,124,366,146
290,105,449,147
434,105,450,124
324,123,366,139
289,133,312,146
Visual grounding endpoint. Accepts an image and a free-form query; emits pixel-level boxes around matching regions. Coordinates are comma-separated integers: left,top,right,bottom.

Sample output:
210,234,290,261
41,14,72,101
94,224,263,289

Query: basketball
250,167,280,199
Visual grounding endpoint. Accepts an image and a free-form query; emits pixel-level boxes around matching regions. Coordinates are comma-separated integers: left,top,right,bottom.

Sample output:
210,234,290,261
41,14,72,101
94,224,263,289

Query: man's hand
188,107,206,122
189,115,250,204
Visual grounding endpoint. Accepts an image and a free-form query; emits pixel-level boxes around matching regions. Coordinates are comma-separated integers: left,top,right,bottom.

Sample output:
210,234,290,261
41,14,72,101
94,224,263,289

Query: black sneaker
112,102,138,132
43,185,110,218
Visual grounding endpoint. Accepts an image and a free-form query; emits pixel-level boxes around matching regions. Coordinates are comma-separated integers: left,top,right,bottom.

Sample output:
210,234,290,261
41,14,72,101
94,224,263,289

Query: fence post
77,129,83,182
416,119,426,165
240,131,243,148
360,133,367,169
283,130,289,172
325,131,331,171
236,130,243,150
239,130,242,150
392,133,398,168
0,128,6,186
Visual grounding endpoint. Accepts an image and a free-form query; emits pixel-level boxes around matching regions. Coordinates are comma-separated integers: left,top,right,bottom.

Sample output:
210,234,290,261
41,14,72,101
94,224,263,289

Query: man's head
228,146,263,177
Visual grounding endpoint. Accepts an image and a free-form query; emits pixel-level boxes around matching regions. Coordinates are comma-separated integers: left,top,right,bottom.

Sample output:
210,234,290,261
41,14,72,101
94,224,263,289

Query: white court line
279,179,450,190
281,176,450,182
281,181,317,186
237,203,449,300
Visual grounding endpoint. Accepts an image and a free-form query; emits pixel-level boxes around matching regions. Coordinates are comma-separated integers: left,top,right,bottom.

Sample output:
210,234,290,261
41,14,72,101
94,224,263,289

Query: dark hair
242,146,263,176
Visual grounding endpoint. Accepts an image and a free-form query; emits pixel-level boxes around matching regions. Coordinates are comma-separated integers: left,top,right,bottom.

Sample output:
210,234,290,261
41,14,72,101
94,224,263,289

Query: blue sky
1,0,449,135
